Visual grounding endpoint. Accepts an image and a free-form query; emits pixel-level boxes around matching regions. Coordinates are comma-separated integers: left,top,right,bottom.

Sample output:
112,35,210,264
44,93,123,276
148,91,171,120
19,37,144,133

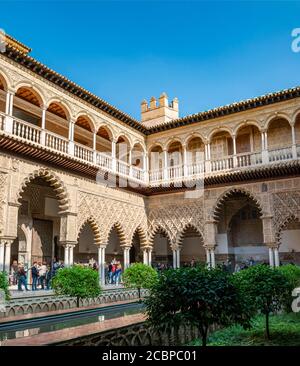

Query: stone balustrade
0,112,299,187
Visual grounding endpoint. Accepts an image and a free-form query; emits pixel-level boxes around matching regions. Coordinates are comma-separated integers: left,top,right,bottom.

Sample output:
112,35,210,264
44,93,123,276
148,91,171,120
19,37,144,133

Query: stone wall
53,321,211,346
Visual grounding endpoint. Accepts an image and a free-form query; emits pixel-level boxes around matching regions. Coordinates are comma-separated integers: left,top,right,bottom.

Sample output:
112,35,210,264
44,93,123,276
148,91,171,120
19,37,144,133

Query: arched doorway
130,230,143,263
106,225,124,266
152,228,172,267
74,222,98,266
214,190,266,269
180,225,206,266
279,217,300,265
15,176,62,277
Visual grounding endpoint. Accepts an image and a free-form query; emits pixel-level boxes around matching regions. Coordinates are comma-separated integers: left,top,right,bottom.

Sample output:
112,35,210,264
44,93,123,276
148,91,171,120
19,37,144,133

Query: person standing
17,264,29,291
115,262,122,285
31,262,39,291
39,262,47,290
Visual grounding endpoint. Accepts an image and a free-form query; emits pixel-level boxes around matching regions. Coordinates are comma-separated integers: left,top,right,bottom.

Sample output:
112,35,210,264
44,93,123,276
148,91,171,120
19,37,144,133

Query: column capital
121,245,131,250
97,244,107,249
60,241,77,248
203,244,216,250
0,237,15,245
265,242,278,249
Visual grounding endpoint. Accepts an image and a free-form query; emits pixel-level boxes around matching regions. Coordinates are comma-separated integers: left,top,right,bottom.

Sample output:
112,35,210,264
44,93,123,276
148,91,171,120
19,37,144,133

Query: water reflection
0,303,143,341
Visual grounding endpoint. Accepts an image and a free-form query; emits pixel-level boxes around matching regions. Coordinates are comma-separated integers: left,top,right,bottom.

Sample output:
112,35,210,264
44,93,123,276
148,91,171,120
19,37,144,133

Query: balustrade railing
149,169,163,183
268,146,293,162
96,152,112,171
236,151,262,168
74,142,94,163
186,161,205,176
13,117,41,144
117,160,130,176
45,132,69,153
131,166,145,181
0,113,299,185
211,156,233,172
168,165,183,180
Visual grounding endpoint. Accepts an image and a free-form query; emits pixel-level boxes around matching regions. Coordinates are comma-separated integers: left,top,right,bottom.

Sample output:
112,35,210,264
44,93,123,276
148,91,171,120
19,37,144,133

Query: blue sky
1,1,300,119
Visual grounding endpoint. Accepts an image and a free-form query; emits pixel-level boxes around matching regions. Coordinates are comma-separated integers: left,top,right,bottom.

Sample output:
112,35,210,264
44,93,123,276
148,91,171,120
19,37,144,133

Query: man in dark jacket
31,262,39,291
17,264,29,291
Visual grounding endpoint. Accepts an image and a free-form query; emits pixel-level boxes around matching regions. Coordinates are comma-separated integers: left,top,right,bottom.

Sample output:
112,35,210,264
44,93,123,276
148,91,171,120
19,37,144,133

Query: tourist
39,261,47,290
46,265,52,290
31,262,39,291
111,261,117,284
234,263,241,272
10,260,18,286
249,257,255,266
115,262,122,285
17,264,29,291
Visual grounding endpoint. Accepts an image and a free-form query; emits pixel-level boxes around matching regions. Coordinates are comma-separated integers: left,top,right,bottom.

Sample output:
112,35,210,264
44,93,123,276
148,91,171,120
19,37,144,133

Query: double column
172,245,181,269
204,220,217,268
205,246,216,268
63,242,76,267
268,245,280,268
0,239,14,274
142,247,152,266
123,246,131,270
262,215,279,267
98,245,106,286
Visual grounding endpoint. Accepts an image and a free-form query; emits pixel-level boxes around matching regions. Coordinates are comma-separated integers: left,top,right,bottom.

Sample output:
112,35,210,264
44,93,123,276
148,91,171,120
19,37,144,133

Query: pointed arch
212,188,263,222
77,216,103,245
176,223,203,247
17,168,70,213
130,226,148,247
276,214,300,244
149,225,172,247
107,222,127,246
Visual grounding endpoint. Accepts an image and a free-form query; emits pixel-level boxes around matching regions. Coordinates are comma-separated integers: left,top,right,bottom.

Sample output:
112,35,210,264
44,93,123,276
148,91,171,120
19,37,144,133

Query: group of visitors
106,259,122,285
9,258,65,292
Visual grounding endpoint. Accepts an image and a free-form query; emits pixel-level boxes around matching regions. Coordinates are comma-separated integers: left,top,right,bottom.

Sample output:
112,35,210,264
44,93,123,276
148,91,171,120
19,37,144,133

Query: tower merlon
141,93,179,128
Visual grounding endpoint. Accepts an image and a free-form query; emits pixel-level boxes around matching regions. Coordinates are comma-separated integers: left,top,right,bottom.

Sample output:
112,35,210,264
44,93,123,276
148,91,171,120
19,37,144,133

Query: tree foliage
277,264,300,312
145,266,252,346
52,265,101,306
233,264,290,339
0,272,10,300
123,263,158,299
